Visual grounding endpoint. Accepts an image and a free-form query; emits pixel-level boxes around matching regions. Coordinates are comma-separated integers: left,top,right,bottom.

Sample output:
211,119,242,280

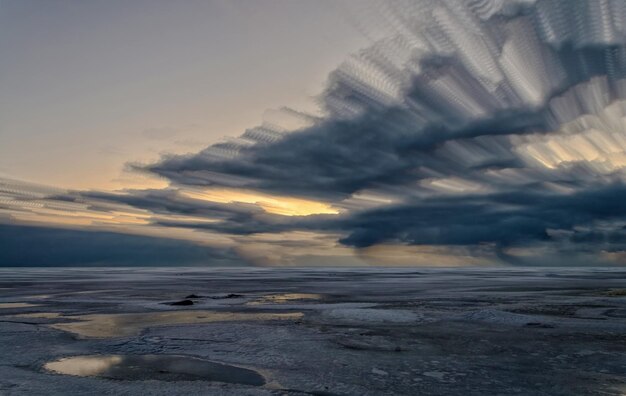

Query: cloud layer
136,0,626,265
5,0,626,266
0,224,241,267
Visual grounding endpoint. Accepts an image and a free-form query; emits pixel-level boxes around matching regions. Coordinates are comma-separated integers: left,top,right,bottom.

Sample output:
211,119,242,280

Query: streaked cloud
5,0,626,266
181,188,340,217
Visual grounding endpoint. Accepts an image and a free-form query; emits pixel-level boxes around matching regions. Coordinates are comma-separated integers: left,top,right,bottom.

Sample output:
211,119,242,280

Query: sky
3,0,626,267
0,0,365,189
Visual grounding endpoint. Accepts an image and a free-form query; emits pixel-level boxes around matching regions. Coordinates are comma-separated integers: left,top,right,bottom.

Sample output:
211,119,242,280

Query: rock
525,322,554,328
210,293,243,299
335,336,400,351
170,299,194,306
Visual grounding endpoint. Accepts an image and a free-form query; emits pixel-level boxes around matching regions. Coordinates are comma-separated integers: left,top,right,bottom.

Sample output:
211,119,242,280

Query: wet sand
44,354,266,385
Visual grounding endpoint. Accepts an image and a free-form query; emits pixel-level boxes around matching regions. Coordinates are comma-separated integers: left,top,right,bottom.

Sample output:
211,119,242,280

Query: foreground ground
0,267,625,395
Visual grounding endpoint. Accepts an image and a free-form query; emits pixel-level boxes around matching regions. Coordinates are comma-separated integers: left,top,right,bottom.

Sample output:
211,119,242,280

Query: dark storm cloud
143,3,626,200
335,183,626,248
144,79,551,201
0,224,242,267
124,181,626,256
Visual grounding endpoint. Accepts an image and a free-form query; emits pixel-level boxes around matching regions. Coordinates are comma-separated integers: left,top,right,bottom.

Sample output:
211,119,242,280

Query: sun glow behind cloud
182,188,340,217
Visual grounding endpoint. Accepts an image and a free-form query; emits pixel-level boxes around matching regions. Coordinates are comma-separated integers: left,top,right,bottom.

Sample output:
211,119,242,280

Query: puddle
44,354,266,385
14,312,62,319
248,293,322,305
24,295,53,300
49,310,302,338
0,303,39,308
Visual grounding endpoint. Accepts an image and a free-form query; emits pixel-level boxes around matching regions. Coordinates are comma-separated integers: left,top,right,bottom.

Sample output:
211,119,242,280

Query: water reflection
44,355,266,385
14,312,62,319
0,303,39,308
248,293,322,305
45,355,122,377
50,311,302,338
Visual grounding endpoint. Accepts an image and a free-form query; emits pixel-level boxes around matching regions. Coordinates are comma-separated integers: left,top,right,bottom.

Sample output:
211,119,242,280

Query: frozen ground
0,267,625,395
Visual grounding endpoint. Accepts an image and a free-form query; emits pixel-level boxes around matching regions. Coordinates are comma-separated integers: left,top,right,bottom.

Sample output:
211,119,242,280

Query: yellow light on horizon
182,188,340,217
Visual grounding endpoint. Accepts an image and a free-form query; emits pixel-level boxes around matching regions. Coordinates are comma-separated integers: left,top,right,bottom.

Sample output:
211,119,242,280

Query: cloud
113,0,626,265
7,0,626,266
142,1,619,200
335,183,626,249
0,223,242,267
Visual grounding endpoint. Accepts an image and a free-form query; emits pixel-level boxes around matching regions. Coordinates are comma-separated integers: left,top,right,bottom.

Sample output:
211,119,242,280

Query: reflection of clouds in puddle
0,303,39,308
45,356,122,377
23,295,53,300
50,311,303,338
248,293,322,306
43,355,266,385
14,312,62,319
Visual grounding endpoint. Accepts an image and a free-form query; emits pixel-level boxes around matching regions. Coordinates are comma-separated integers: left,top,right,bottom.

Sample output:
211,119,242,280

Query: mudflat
0,267,625,395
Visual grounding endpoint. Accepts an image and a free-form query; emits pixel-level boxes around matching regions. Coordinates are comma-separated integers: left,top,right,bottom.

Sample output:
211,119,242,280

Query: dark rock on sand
210,293,243,299
170,299,194,306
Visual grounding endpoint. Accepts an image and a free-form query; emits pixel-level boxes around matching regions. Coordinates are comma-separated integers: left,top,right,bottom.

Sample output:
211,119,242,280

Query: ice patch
371,368,388,376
